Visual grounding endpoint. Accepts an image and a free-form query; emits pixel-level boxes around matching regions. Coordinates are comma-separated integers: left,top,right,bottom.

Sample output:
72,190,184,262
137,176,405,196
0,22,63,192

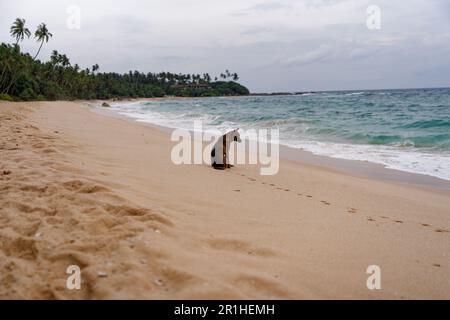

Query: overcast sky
1,0,449,92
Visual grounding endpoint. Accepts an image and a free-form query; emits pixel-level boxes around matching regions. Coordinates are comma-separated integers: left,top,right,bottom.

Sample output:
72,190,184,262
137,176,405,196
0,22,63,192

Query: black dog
211,129,241,169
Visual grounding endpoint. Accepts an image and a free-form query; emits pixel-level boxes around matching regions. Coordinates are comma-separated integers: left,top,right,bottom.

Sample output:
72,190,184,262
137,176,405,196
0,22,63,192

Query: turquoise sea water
109,88,450,181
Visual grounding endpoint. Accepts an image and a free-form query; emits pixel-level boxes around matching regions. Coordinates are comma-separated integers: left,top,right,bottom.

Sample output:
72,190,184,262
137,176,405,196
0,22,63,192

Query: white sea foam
116,107,235,134
281,139,450,181
345,92,365,96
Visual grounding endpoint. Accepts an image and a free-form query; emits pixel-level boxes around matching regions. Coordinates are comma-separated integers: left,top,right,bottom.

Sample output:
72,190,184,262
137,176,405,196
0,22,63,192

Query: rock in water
101,102,111,108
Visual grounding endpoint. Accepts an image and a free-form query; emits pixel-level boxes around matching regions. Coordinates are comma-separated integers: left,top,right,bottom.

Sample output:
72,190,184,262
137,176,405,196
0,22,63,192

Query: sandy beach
0,100,449,299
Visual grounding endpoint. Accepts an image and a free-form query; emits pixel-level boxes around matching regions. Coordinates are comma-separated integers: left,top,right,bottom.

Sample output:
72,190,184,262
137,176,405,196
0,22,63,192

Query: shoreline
1,100,449,299
92,102,450,193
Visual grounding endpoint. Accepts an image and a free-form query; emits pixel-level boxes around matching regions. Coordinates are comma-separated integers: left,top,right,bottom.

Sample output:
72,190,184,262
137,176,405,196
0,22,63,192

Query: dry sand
0,101,449,299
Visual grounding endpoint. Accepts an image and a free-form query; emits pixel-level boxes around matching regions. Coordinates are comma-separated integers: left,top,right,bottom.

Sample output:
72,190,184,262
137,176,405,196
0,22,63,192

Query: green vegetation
0,93,13,101
0,18,249,101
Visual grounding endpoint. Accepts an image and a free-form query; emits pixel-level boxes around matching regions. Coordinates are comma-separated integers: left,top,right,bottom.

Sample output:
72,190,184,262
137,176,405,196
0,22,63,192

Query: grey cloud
0,0,449,92
283,45,334,66
230,1,292,16
248,2,291,11
240,26,272,36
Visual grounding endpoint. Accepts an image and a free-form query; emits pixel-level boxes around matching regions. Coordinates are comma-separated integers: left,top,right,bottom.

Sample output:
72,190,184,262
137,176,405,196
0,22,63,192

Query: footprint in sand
231,274,290,299
394,220,404,224
367,217,376,222
347,208,358,214
206,238,276,257
435,229,449,233
235,172,345,211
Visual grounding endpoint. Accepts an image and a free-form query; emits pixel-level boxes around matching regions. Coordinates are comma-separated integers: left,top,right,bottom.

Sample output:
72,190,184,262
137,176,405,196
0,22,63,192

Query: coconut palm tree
50,50,59,65
92,64,99,75
33,23,52,60
10,18,31,45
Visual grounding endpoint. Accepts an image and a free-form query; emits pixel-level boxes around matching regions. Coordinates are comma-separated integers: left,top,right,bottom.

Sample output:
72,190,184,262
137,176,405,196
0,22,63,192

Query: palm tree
10,18,31,45
92,64,99,75
33,23,52,60
61,54,70,67
50,50,59,65
3,18,30,93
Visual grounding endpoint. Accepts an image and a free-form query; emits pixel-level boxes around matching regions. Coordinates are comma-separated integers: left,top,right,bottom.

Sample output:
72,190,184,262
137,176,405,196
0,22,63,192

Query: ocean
107,88,450,181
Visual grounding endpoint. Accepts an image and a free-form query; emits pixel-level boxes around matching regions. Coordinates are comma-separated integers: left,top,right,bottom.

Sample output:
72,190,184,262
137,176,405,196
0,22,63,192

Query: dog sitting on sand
211,129,242,169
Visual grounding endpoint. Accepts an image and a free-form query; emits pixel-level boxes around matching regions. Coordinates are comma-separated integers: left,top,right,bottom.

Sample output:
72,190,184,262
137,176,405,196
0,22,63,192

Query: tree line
0,18,249,101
